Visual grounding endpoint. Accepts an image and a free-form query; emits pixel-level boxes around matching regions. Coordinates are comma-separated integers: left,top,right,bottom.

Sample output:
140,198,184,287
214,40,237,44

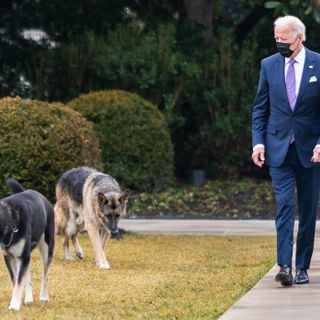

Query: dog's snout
110,229,118,236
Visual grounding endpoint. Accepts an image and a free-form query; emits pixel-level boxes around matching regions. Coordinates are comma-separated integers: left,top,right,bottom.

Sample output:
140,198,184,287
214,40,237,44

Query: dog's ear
97,192,107,205
120,189,130,203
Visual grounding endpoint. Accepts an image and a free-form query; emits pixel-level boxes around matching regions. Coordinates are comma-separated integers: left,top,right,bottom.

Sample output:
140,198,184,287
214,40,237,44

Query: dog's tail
6,178,25,194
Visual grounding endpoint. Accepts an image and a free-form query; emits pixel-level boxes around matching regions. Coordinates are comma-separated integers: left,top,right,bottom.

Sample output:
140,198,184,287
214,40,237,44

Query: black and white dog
0,179,55,311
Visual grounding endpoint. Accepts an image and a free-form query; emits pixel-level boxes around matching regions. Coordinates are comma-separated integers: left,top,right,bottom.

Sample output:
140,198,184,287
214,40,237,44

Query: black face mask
276,42,294,57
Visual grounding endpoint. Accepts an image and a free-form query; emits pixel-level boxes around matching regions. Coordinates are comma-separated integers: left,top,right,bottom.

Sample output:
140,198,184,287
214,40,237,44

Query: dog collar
0,226,18,250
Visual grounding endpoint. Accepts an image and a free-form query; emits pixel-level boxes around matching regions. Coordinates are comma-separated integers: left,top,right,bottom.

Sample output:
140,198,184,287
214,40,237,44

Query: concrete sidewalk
119,219,305,236
219,238,320,320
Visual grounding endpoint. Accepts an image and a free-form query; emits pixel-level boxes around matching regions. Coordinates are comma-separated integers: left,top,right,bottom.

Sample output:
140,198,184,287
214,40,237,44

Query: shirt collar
285,46,305,65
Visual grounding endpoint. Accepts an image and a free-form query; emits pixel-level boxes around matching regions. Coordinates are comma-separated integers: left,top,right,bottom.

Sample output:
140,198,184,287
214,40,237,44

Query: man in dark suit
252,15,320,286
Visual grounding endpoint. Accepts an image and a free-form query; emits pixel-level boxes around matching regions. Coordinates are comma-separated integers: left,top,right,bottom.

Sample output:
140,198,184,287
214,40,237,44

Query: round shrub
0,97,102,201
68,90,174,191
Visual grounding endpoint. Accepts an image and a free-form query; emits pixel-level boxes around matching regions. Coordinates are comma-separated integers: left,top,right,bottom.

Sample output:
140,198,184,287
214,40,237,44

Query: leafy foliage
129,178,276,219
179,28,258,176
5,2,320,181
24,24,258,178
265,0,320,22
68,90,174,191
0,97,102,201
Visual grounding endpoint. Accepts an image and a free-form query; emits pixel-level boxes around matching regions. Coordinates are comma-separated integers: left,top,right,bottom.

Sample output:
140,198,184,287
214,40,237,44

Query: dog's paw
76,252,84,259
39,296,49,302
8,304,20,311
24,298,34,306
65,256,74,261
100,264,111,270
96,262,111,270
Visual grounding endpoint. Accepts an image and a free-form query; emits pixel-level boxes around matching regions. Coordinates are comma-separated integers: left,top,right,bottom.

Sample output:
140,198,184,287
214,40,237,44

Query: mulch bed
127,178,278,219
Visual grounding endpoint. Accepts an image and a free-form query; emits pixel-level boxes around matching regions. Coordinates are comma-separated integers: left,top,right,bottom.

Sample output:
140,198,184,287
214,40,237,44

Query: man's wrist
253,144,265,151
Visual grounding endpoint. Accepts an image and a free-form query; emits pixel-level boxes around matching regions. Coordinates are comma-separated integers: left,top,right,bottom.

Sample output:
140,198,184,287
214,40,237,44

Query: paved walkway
219,238,320,320
119,219,320,319
120,219,300,236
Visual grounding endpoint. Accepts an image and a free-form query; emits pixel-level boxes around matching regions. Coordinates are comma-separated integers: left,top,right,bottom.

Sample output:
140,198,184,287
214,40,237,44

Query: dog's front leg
8,256,29,311
100,229,110,251
86,223,110,269
38,236,50,302
4,255,17,285
24,264,33,305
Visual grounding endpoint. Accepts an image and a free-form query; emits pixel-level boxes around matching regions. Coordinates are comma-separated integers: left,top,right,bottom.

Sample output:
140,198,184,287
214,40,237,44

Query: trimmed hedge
68,90,174,191
0,97,102,201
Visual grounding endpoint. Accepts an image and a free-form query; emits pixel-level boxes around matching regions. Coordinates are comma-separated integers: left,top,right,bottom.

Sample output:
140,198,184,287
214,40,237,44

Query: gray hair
274,15,306,41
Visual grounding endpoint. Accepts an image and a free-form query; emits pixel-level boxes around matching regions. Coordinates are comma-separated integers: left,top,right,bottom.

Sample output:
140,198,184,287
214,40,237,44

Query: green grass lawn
0,233,275,319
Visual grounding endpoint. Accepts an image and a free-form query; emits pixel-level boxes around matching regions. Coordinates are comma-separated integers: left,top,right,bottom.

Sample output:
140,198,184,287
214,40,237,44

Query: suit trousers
269,143,320,270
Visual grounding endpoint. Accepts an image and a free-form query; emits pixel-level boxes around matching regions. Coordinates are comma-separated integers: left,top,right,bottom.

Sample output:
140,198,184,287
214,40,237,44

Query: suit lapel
295,49,316,108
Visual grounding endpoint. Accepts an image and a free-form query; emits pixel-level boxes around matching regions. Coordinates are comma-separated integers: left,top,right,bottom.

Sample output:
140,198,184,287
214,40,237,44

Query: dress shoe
275,265,293,286
294,269,309,285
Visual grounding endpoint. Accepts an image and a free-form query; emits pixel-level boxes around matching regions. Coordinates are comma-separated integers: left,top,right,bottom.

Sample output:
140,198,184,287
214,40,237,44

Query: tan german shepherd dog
54,167,129,269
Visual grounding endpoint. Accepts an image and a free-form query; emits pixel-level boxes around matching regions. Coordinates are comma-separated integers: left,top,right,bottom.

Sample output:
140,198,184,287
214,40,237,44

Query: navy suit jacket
252,48,320,168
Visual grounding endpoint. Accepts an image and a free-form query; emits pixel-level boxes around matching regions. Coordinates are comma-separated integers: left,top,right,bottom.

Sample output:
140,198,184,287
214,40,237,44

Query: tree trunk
178,0,214,41
234,5,269,43
312,0,320,11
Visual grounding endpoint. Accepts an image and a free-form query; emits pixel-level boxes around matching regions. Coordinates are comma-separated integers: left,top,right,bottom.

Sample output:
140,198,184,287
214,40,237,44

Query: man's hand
251,148,265,167
311,146,320,163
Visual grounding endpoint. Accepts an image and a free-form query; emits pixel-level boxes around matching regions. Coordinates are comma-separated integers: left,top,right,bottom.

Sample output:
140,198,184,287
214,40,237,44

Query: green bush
0,97,102,201
68,90,174,191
